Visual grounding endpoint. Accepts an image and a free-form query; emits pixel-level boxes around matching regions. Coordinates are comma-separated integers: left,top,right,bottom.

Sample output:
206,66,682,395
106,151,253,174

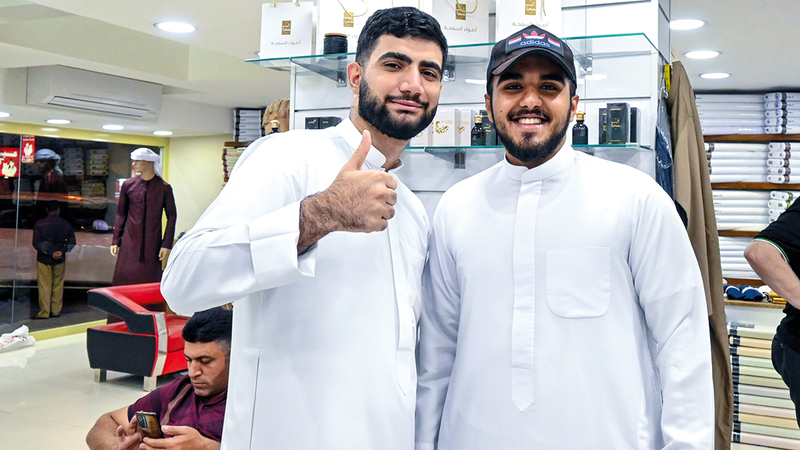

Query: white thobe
416,146,714,450
162,119,427,450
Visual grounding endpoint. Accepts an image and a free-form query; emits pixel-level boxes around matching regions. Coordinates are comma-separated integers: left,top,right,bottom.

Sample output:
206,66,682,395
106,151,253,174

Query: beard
494,104,572,164
358,77,437,140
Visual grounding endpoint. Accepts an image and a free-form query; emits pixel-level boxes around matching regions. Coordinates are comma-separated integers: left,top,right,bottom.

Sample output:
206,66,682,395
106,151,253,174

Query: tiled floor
0,333,179,450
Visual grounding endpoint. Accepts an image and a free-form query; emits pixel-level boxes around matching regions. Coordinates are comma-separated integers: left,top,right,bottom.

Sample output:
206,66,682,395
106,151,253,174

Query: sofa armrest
88,283,165,335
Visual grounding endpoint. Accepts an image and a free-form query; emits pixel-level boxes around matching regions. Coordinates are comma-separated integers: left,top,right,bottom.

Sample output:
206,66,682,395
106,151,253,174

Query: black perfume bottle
268,120,280,135
572,111,588,145
471,115,485,146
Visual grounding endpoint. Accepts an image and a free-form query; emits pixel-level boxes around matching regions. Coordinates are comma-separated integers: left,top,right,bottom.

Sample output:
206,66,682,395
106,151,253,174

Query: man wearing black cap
415,25,714,449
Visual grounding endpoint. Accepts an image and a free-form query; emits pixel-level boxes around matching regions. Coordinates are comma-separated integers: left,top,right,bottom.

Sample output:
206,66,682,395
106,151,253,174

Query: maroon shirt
112,175,177,285
127,375,226,442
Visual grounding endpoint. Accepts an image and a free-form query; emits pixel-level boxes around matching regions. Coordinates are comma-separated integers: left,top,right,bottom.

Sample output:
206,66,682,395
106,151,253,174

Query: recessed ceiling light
41,127,59,132
155,22,196,33
701,72,730,79
685,50,720,59
0,112,10,118
585,74,607,81
670,19,706,30
46,119,70,124
102,124,124,131
153,130,174,136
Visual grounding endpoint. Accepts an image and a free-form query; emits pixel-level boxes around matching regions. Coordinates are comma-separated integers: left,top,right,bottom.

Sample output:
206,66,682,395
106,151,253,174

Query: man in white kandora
415,24,714,450
161,7,447,450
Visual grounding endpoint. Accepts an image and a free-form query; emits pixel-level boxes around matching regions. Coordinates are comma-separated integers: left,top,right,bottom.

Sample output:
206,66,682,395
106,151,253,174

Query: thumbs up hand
297,130,398,253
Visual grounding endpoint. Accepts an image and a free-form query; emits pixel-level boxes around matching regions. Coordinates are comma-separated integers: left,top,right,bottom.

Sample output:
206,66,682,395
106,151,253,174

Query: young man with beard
415,25,714,449
161,7,446,450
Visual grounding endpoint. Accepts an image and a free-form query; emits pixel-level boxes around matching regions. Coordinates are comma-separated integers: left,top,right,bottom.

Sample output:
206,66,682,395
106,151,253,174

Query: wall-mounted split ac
26,65,162,120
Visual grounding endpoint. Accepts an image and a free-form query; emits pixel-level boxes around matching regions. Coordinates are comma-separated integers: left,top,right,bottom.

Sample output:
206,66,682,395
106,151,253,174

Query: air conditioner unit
26,66,162,120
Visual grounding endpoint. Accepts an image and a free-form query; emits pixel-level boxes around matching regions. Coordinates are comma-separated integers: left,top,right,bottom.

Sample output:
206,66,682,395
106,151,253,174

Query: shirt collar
335,118,404,172
502,145,575,182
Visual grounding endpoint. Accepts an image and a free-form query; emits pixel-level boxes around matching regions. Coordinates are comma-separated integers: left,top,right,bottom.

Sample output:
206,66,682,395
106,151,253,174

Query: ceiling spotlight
670,19,706,30
155,22,196,33
700,72,730,79
46,119,70,124
153,130,174,136
102,124,124,131
41,127,59,132
685,50,720,59
0,112,10,118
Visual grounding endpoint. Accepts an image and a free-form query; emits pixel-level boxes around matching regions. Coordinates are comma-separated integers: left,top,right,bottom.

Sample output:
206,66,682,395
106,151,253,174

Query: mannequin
110,148,177,285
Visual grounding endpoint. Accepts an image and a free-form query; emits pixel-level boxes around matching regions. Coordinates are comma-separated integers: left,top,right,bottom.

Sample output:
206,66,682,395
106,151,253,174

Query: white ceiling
0,0,792,138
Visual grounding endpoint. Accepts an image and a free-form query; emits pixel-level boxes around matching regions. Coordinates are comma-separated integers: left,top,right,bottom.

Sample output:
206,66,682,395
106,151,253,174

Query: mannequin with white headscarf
110,148,177,285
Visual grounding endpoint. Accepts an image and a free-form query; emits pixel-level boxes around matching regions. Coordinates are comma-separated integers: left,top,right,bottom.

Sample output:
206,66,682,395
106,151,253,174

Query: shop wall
166,134,228,235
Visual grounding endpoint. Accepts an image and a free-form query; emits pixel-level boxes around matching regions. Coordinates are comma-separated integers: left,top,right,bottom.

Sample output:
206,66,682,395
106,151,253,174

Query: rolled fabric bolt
768,167,792,175
771,191,795,201
709,151,769,159
710,174,769,183
769,199,791,209
706,143,769,152
696,102,766,111
765,92,800,102
696,94,765,103
713,190,771,200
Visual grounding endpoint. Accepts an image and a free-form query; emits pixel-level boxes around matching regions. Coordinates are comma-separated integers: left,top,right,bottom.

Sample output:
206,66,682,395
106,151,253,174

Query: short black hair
355,7,448,72
183,307,232,351
45,201,61,213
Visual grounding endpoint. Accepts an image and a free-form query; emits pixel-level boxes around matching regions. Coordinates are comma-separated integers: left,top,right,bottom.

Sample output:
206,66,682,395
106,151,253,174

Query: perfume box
410,125,432,147
456,109,475,146
607,103,630,144
598,108,608,144
319,116,342,129
305,117,319,129
432,109,457,147
630,107,640,143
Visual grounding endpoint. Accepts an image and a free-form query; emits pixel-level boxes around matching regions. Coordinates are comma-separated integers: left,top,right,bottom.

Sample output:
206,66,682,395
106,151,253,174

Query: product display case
250,32,665,215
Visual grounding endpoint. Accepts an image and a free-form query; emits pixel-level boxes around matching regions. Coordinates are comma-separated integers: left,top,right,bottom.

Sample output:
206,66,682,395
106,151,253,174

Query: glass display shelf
247,33,661,83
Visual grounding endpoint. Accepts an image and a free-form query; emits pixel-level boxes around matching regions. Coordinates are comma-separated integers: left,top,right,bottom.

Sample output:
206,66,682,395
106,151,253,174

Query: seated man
86,307,232,450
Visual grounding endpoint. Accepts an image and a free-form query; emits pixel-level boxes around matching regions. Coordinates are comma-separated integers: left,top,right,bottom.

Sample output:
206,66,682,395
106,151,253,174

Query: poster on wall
260,2,314,59
0,147,20,178
496,0,562,40
432,0,490,45
20,136,35,164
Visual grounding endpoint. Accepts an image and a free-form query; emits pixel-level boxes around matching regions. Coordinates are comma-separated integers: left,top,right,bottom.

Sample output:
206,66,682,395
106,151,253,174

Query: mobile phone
135,411,164,439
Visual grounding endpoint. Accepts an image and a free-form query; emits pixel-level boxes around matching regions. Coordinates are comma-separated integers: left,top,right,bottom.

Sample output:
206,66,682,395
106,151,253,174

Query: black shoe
50,314,60,318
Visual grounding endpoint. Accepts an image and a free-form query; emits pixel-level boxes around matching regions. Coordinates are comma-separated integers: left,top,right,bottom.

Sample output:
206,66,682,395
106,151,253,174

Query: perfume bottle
471,115,485,146
572,111,588,145
268,120,280,135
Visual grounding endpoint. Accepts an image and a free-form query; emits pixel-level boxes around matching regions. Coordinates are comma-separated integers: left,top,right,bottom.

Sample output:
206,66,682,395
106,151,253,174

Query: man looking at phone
86,307,231,450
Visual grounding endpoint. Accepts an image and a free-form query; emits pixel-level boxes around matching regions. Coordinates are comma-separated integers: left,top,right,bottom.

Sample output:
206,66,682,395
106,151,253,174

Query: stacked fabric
718,235,761,279
768,143,800,184
81,180,106,209
222,146,245,184
729,322,800,449
62,147,84,176
768,190,796,222
234,108,264,143
696,94,766,135
765,93,800,135
86,148,109,177
714,189,771,232
707,143,769,183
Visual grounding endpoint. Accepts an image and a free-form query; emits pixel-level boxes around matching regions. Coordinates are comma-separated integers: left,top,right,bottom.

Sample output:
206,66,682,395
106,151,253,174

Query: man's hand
139,425,219,450
158,248,171,261
298,130,397,253
114,416,143,450
110,245,119,256
52,250,63,259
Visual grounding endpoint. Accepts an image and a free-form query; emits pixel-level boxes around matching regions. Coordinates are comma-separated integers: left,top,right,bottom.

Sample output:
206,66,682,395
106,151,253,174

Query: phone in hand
135,411,164,439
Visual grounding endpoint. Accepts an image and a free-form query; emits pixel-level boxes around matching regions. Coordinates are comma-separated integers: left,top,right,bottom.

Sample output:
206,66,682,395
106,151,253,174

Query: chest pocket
546,247,611,318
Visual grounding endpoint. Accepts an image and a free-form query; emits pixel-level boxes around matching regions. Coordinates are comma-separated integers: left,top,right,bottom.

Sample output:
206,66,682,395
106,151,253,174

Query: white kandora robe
162,119,428,450
415,146,714,450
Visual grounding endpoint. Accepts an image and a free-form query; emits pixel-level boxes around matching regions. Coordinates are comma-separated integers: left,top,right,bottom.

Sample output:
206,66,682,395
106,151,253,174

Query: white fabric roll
719,250,745,258
765,92,800,102
717,223,769,231
765,117,800,126
696,94,764,103
768,167,793,175
766,109,800,118
765,101,800,110
709,174,769,183
767,158,800,167
701,119,765,127
714,199,769,207
719,236,755,245
716,215,771,223
771,191,796,201
767,174,800,184
766,125,800,134
715,207,770,215
713,191,771,200
770,209,786,218
721,263,757,272
706,143,769,152
708,151,769,160
769,142,798,151
723,270,761,279
710,159,768,167
697,110,765,119
696,102,766,111
703,126,766,135
768,150,793,158
709,167,769,175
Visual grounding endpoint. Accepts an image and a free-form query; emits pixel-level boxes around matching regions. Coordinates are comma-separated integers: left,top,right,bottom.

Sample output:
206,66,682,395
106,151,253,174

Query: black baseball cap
486,24,576,92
